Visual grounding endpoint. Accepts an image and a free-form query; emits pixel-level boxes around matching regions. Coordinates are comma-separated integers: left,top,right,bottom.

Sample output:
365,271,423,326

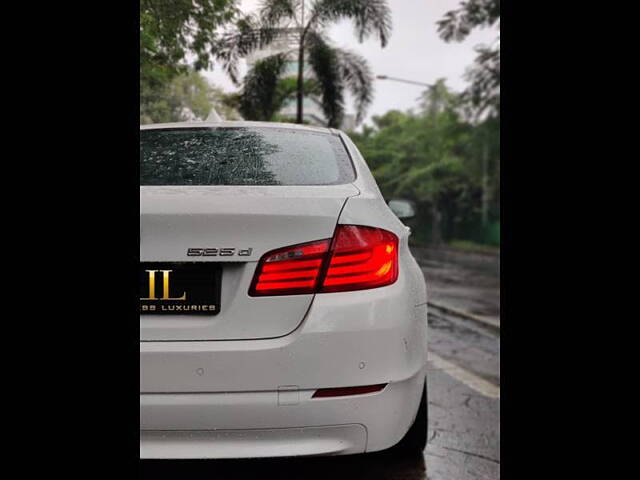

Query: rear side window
140,127,356,186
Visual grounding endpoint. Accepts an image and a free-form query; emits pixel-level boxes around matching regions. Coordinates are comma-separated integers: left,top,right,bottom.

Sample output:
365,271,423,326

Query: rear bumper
140,284,428,458
140,425,366,459
140,371,425,458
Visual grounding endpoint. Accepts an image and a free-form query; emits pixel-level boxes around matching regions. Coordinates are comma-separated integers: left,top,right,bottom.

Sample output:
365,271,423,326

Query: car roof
140,121,340,136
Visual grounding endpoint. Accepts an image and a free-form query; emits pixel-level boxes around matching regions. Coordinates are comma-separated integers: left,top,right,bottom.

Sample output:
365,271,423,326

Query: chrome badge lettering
187,248,253,257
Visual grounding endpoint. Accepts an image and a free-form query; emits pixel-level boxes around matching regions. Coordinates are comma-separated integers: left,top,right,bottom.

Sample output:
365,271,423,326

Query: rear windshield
140,127,356,186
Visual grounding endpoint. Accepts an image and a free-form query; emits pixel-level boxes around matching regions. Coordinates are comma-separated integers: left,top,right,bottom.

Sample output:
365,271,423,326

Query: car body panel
140,185,359,341
139,122,428,458
140,425,368,458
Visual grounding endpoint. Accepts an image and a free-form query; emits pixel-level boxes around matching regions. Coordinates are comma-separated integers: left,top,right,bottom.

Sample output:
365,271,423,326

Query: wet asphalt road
413,246,500,323
141,247,500,479
419,246,500,478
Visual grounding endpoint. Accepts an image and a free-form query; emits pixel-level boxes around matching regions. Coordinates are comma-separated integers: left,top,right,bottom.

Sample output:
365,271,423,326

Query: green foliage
238,71,321,122
437,0,500,118
437,0,499,42
140,0,239,123
140,72,240,124
484,221,500,246
306,33,345,126
140,0,239,73
351,81,500,245
237,54,289,121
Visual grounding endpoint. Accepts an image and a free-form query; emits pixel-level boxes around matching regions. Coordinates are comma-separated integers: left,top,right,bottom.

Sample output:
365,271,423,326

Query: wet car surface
140,247,500,479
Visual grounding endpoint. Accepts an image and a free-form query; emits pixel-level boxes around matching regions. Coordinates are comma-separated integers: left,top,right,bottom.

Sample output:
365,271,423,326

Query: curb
428,301,500,333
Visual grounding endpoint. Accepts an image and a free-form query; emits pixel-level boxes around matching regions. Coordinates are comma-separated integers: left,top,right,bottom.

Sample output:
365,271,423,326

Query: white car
139,121,429,459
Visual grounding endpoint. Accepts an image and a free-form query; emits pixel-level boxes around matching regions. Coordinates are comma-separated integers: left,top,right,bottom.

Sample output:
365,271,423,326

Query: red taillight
320,225,399,293
248,239,330,296
249,225,399,296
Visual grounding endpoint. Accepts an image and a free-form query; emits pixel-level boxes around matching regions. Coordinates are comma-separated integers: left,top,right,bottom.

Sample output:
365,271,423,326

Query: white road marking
429,353,500,399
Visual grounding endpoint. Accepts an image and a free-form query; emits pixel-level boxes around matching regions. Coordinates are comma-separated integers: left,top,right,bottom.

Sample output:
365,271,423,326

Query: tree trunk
481,131,489,228
431,204,443,247
296,39,305,124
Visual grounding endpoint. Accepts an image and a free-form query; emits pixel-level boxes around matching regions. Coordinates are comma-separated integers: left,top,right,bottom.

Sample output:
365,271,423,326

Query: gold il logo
141,270,187,301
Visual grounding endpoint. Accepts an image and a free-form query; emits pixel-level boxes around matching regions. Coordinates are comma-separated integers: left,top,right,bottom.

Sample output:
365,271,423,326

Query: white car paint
139,121,428,458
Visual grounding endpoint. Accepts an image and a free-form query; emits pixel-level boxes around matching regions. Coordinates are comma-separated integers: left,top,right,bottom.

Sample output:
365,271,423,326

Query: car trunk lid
140,185,359,341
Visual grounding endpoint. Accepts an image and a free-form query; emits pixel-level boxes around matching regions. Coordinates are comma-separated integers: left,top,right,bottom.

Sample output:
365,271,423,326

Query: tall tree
437,0,500,118
140,0,239,122
140,0,239,73
437,1,500,233
351,81,499,246
216,0,392,127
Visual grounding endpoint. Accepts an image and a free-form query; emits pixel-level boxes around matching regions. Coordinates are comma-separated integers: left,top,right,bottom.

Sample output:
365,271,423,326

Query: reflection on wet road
141,247,500,479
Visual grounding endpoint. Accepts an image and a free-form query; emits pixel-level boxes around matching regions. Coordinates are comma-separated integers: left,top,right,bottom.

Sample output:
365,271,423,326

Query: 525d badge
139,262,221,315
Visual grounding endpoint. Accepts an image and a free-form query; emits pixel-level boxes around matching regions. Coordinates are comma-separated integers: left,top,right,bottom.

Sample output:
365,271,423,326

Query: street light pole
376,75,431,88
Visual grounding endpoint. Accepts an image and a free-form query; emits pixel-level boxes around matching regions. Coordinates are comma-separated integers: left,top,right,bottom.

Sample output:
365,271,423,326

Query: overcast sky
204,0,498,127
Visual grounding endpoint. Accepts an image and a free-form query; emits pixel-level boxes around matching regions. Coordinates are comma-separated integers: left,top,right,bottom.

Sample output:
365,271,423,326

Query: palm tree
216,0,392,127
